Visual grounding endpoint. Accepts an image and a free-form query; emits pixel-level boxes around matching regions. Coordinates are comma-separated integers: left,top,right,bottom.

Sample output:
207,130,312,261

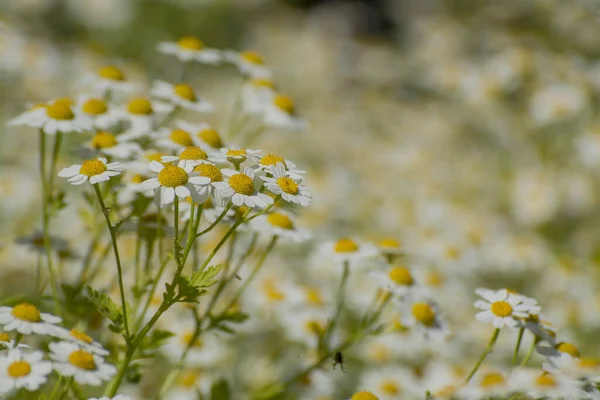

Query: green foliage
210,379,231,400
210,311,249,334
139,329,175,352
85,285,131,336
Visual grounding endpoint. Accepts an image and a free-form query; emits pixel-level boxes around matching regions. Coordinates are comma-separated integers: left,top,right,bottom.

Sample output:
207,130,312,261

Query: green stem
49,376,63,400
465,328,500,383
512,327,524,365
103,347,134,396
49,131,63,193
321,261,350,350
195,202,232,237
520,338,537,367
93,184,131,341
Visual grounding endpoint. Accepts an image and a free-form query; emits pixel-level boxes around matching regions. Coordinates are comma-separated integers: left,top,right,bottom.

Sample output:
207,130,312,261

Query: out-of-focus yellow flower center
174,84,197,102
228,173,255,195
579,357,600,368
91,132,117,149
7,361,31,378
251,78,275,88
226,148,247,158
379,238,400,249
80,159,107,177
435,385,458,397
426,271,443,287
267,212,294,230
178,370,201,388
98,65,125,81
351,392,379,400
194,164,223,182
180,146,208,160
169,129,194,147
277,177,299,195
241,50,264,65
334,238,359,253
0,333,9,342
263,280,285,302
158,165,188,188
127,98,153,115
369,343,391,362
197,128,222,148
380,380,401,394
131,174,146,184
305,320,325,335
12,303,41,322
178,36,204,50
388,266,414,286
557,342,580,358
181,331,203,347
273,95,295,114
47,102,75,120
82,98,108,115
480,372,505,387
69,350,96,370
260,153,285,166
146,152,164,163
445,246,461,260
70,329,93,344
535,373,556,387
491,301,513,317
305,288,323,306
412,303,435,326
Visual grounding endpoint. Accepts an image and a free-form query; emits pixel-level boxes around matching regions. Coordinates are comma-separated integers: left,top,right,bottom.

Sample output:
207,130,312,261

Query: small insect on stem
332,351,346,373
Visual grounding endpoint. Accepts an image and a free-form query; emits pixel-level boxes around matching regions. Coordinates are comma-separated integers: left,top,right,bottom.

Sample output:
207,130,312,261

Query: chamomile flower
117,97,172,140
257,153,305,179
164,369,212,400
540,341,581,372
153,127,198,151
164,329,227,366
0,349,52,393
215,147,262,166
7,104,47,128
151,81,214,113
136,161,210,207
161,146,217,170
510,368,581,399
401,299,448,336
263,94,307,132
224,50,272,78
261,162,312,206
458,370,511,400
474,288,533,329
371,265,423,298
75,97,120,130
347,391,379,400
280,307,330,348
51,327,109,356
250,210,311,242
49,341,116,386
157,36,221,64
0,333,29,350
87,131,141,159
0,303,61,335
320,238,379,264
213,167,273,208
359,367,420,400
177,121,224,150
58,157,122,185
377,238,404,257
39,99,93,135
87,65,137,93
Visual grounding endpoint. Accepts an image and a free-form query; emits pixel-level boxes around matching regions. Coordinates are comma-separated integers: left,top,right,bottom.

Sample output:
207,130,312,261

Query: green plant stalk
321,260,350,351
520,338,538,367
195,202,232,237
465,328,501,383
48,131,63,193
512,327,524,365
104,347,135,397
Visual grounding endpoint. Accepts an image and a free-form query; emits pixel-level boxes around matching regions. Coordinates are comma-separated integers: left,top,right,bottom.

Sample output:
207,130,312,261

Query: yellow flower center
266,212,294,230
46,102,75,120
197,128,222,148
178,370,201,388
273,95,295,114
480,372,505,387
260,153,285,166
173,84,197,102
91,132,117,149
226,148,247,158
579,357,599,368
178,36,204,50
79,159,108,177
11,303,41,322
70,329,93,344
490,301,513,317
179,146,208,160
127,98,153,115
0,334,9,342
146,152,164,163
445,246,461,260
194,164,223,182
305,320,325,335
7,361,31,378
131,174,146,184
98,65,125,81
388,266,414,286
251,78,275,88
68,350,96,370
380,380,401,394
157,165,189,188
263,280,285,302
557,342,580,358
305,288,323,306
426,272,443,287
412,303,436,326
228,173,255,195
169,129,194,147
241,50,264,65
536,373,556,387
379,238,400,249
334,239,359,253
82,98,108,115
351,392,379,400
276,177,299,195
181,331,203,348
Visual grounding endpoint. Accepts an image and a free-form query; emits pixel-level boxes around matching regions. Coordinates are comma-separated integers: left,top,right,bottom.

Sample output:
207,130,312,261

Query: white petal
175,185,190,198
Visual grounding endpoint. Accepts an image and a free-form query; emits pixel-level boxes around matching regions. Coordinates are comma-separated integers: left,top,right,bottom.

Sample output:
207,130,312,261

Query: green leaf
210,379,230,400
252,383,285,400
195,264,223,288
175,276,207,303
85,285,125,334
210,311,249,334
139,329,174,351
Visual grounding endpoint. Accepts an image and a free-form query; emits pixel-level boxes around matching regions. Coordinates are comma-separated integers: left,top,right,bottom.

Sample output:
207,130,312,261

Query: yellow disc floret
178,370,201,387
79,159,107,177
174,84,197,102
158,165,189,188
388,266,414,286
260,153,285,166
277,177,299,195
226,148,248,158
351,392,379,400
82,98,108,115
267,212,294,230
47,102,75,120
12,303,41,322
68,349,96,370
251,78,275,88
197,128,222,148
379,238,400,249
412,303,436,326
480,372,505,387
305,320,325,335
241,50,264,65
228,173,255,195
194,164,223,182
91,132,117,149
98,65,125,81
70,329,93,344
127,98,153,115
180,146,208,160
334,238,359,253
491,301,513,317
535,373,557,387
181,331,203,348
178,36,204,50
273,95,295,114
557,342,580,358
380,380,401,394
0,333,9,342
7,361,31,378
169,129,194,147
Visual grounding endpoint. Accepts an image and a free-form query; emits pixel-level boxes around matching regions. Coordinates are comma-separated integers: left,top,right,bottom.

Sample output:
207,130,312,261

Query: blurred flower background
3,0,600,399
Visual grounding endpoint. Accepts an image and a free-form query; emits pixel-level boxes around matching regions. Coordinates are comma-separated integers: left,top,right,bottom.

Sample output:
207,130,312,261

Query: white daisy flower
249,210,311,242
474,288,534,329
164,369,212,400
263,94,307,132
359,367,420,400
0,349,52,393
509,368,581,399
116,97,173,140
346,391,380,400
161,146,217,170
157,36,221,64
214,147,262,166
400,299,449,337
376,238,404,257
540,342,581,372
256,153,305,179
0,333,30,350
177,121,224,150
279,307,330,348
86,65,137,94
261,162,312,206
49,341,116,386
0,303,61,335
371,265,424,298
75,97,120,130
457,370,511,400
151,80,214,113
152,127,200,152
241,78,277,115
34,99,93,135
136,161,211,207
51,327,109,356
164,329,227,367
8,104,48,128
320,238,379,264
224,50,272,78
213,167,273,208
87,131,142,160
58,157,122,185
